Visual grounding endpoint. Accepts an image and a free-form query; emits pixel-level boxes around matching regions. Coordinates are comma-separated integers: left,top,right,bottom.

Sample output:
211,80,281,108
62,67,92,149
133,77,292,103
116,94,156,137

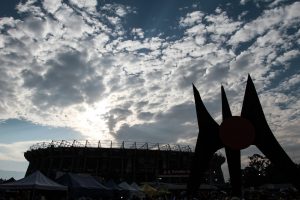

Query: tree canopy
242,154,294,187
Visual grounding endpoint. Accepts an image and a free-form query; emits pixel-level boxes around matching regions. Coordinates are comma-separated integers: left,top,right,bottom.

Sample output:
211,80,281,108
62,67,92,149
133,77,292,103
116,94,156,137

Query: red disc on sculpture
219,116,255,150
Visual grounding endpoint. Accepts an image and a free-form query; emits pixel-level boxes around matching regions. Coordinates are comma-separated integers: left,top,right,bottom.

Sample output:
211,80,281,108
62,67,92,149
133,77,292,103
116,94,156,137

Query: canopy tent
119,181,137,191
118,181,145,199
141,183,158,197
105,179,122,191
57,173,109,190
0,171,67,200
131,182,142,191
0,171,67,191
105,179,129,199
2,177,16,184
56,173,111,199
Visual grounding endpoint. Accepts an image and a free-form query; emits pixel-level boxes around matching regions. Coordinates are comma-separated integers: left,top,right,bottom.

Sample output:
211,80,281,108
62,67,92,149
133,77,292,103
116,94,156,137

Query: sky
0,0,299,180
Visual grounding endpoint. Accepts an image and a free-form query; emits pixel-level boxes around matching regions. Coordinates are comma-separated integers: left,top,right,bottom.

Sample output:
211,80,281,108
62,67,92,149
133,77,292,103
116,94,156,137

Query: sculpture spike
193,84,219,129
241,74,268,127
221,86,242,198
221,85,232,118
241,75,300,190
188,85,222,195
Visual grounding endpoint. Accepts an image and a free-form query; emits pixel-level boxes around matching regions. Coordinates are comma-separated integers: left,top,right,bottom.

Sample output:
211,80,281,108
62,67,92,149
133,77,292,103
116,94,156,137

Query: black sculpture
188,74,300,197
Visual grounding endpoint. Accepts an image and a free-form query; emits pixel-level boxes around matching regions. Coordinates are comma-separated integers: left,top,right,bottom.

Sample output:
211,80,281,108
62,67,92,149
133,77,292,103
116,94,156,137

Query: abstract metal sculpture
188,74,300,197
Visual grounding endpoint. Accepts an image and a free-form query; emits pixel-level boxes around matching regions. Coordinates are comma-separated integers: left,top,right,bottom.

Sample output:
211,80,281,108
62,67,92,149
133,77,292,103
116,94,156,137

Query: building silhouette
25,140,225,185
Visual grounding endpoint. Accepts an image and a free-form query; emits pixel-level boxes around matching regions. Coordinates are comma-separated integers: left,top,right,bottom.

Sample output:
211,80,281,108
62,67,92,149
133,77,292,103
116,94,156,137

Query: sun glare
85,99,109,119
76,99,113,140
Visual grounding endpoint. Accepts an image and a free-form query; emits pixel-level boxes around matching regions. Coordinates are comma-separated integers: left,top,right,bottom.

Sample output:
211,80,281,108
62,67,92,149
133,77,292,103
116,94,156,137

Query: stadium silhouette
25,140,225,185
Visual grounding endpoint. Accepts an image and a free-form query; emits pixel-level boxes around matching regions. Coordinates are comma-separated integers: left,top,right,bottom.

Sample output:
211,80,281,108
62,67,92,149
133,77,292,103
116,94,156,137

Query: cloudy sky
0,0,299,179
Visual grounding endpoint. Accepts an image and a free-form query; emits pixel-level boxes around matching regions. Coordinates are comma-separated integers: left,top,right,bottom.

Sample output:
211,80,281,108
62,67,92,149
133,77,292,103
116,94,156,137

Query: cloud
0,141,43,161
131,28,144,39
116,102,197,144
16,0,44,17
22,50,106,108
42,0,62,14
205,10,241,37
230,52,255,71
137,112,154,121
274,50,300,66
179,11,204,27
69,0,97,12
0,0,299,168
229,2,300,47
105,107,133,133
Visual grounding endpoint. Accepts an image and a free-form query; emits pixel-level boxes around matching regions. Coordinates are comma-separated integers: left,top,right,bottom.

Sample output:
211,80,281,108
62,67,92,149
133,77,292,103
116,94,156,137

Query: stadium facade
24,140,225,184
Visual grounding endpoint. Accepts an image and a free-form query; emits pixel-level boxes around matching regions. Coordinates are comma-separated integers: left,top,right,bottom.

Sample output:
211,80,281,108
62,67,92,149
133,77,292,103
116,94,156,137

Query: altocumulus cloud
22,50,105,108
0,0,299,164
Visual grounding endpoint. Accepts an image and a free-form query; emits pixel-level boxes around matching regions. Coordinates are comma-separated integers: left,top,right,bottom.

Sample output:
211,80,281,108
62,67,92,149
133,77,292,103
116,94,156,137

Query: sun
84,99,109,120
75,99,113,140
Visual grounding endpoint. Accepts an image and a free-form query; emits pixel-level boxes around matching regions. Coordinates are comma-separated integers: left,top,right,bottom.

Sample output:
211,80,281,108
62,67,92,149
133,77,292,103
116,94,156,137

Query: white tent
0,171,67,191
131,182,142,191
119,181,137,191
118,182,145,199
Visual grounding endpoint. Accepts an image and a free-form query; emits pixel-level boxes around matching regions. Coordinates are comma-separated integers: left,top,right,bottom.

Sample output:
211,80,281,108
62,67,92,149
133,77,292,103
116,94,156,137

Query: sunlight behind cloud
0,0,299,166
76,99,113,140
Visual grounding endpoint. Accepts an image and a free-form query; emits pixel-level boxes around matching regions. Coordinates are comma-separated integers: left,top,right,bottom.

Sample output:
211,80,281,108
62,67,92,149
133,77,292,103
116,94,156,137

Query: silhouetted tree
242,154,297,187
248,154,270,175
242,154,270,187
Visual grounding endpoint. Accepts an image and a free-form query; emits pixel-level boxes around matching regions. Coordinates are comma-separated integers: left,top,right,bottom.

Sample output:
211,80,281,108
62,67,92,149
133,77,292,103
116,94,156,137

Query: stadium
24,140,225,185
